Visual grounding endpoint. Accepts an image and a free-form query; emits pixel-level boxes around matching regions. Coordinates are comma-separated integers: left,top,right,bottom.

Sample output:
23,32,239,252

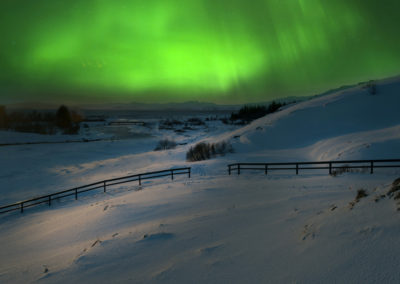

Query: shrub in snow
386,177,400,210
330,165,351,176
387,177,400,197
331,164,368,177
187,117,205,126
355,189,368,201
367,81,376,95
368,84,376,95
349,189,368,209
361,80,377,95
220,117,230,125
154,139,177,151
186,141,233,162
158,119,185,131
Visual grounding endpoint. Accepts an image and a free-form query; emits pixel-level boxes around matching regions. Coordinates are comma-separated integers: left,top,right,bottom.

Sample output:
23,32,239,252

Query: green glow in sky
1,0,400,103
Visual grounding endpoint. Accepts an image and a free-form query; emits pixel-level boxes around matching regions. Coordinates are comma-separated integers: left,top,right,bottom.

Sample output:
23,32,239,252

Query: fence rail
228,159,400,176
0,167,191,215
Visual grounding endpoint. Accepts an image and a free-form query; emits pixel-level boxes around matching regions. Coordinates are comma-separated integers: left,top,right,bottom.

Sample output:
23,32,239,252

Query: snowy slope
1,76,400,283
1,174,399,283
215,76,400,162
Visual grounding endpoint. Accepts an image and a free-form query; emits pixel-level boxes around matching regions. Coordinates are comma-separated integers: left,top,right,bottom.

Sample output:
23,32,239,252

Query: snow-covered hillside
217,76,400,162
1,76,400,283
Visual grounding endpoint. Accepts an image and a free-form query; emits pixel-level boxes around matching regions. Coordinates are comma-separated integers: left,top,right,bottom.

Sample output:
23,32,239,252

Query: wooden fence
228,159,400,175
0,167,191,215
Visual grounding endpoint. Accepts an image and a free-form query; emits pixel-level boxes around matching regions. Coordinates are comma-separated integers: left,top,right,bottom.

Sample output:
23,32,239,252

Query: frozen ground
1,76,400,283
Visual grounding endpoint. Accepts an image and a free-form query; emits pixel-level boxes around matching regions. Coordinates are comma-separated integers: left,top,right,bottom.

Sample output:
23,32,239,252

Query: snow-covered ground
1,76,400,283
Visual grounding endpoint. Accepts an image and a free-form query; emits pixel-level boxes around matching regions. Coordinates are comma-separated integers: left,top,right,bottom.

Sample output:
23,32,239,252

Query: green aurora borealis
1,0,400,103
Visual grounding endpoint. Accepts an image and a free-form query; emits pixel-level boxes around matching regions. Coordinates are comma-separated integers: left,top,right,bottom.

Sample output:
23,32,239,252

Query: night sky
1,0,400,104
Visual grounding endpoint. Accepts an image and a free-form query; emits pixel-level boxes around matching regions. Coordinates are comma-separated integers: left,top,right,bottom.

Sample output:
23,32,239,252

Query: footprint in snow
75,239,102,261
199,244,224,255
358,226,379,235
227,204,236,211
78,234,116,257
91,239,102,248
141,232,174,242
302,224,316,241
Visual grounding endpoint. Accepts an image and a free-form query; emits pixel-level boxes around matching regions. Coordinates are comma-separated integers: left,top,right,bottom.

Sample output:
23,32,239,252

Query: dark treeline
226,101,287,124
0,105,83,135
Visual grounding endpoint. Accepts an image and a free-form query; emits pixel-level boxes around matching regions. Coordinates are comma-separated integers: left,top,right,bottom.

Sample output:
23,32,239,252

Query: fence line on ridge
228,159,400,176
0,167,191,215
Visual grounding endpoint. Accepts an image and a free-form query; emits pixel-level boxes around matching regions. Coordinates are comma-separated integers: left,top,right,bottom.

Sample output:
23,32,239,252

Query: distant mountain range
4,81,373,112
3,75,399,112
5,96,313,112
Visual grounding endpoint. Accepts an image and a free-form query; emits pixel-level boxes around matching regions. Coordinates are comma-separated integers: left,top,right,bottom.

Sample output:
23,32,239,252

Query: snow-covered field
1,77,400,283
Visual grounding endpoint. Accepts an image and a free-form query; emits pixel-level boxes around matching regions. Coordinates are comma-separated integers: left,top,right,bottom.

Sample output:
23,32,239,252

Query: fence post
139,174,141,186
48,196,51,206
228,165,231,175
370,161,374,174
238,164,241,175
20,202,24,213
103,181,106,193
265,164,268,175
75,188,78,200
296,163,299,175
171,170,174,180
188,168,191,178
329,162,332,175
